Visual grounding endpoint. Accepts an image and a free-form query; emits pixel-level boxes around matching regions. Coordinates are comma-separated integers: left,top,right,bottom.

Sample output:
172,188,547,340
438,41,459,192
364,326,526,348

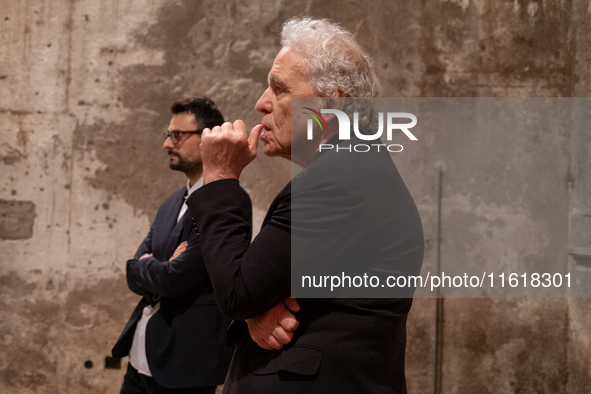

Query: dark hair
170,97,224,129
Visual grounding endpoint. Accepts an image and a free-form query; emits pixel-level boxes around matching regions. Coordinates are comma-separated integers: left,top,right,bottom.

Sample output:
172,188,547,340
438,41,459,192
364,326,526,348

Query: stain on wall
442,299,569,394
0,271,139,393
0,143,26,165
0,200,36,240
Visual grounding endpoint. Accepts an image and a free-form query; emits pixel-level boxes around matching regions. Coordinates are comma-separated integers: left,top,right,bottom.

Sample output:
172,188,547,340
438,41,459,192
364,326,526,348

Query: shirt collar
186,177,204,198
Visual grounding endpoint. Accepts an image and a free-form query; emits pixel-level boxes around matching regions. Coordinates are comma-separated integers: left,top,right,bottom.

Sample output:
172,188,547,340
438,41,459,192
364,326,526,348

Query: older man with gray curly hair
187,17,424,394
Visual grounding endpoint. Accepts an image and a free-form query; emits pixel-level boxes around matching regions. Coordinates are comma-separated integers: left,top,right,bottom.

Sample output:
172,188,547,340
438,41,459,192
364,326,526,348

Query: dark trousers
120,363,217,394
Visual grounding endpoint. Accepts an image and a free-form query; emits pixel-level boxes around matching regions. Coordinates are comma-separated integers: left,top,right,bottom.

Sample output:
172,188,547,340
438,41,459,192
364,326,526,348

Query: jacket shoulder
153,187,186,218
161,187,186,207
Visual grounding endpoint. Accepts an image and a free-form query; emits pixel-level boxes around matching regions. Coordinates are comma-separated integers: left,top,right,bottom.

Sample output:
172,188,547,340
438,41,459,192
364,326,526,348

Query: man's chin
262,144,277,157
169,160,182,171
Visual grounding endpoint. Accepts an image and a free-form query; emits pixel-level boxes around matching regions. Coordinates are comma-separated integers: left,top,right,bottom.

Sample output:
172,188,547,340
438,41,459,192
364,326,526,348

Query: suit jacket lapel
163,190,187,259
179,212,195,243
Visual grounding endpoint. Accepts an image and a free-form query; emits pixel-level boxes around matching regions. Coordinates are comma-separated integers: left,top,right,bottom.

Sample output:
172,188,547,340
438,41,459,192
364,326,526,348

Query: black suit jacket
112,187,241,388
187,136,424,393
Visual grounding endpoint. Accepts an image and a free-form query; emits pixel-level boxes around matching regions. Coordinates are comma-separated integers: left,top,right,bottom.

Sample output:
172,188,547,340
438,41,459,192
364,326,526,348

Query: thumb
283,296,300,312
248,124,264,155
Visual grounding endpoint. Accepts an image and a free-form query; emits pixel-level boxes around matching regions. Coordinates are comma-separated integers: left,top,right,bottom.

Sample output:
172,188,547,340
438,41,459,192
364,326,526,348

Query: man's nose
255,88,271,114
163,135,174,149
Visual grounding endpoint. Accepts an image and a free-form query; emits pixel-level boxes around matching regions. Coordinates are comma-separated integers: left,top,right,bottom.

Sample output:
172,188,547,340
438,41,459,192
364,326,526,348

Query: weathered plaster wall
1,0,590,393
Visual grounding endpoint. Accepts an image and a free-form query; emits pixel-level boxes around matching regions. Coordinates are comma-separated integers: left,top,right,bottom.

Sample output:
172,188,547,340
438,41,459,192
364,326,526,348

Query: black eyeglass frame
162,129,204,144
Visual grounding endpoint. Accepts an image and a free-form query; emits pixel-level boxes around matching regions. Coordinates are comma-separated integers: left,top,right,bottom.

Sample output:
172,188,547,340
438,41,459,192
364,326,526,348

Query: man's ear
313,93,346,124
329,89,346,111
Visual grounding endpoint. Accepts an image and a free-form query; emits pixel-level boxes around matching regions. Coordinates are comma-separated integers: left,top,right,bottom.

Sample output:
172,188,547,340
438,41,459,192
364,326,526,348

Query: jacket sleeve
126,227,157,300
187,170,362,321
126,229,209,298
187,179,281,321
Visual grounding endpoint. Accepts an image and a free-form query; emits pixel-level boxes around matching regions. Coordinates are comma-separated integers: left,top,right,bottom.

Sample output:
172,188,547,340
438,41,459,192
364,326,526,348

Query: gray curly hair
280,17,381,131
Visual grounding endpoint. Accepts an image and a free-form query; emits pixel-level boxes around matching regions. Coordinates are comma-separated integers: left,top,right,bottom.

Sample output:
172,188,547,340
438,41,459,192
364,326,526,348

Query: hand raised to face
200,121,264,184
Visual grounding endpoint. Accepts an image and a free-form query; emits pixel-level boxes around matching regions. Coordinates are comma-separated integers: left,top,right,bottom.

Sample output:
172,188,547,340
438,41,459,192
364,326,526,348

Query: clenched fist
200,120,264,184
246,297,300,350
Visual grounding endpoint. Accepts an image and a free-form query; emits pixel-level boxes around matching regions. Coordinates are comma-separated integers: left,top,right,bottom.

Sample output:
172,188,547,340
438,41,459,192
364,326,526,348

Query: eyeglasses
162,129,204,144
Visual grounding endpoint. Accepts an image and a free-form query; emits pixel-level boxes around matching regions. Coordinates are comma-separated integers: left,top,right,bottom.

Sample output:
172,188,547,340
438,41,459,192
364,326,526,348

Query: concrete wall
1,0,589,393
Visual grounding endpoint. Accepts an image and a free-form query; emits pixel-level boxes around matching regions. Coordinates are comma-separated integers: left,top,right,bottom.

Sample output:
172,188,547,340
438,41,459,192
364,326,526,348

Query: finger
201,128,212,136
248,124,264,154
173,247,186,257
271,326,292,345
221,122,233,133
283,296,300,312
265,334,284,350
233,120,246,137
211,125,222,135
278,313,299,332
173,242,187,255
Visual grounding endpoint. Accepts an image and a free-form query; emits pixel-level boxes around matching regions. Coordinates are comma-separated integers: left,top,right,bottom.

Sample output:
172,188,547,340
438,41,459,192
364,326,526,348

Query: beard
168,152,201,174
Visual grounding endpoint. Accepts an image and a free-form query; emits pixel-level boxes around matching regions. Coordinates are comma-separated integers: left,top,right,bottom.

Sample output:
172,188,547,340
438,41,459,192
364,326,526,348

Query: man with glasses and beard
112,98,243,394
